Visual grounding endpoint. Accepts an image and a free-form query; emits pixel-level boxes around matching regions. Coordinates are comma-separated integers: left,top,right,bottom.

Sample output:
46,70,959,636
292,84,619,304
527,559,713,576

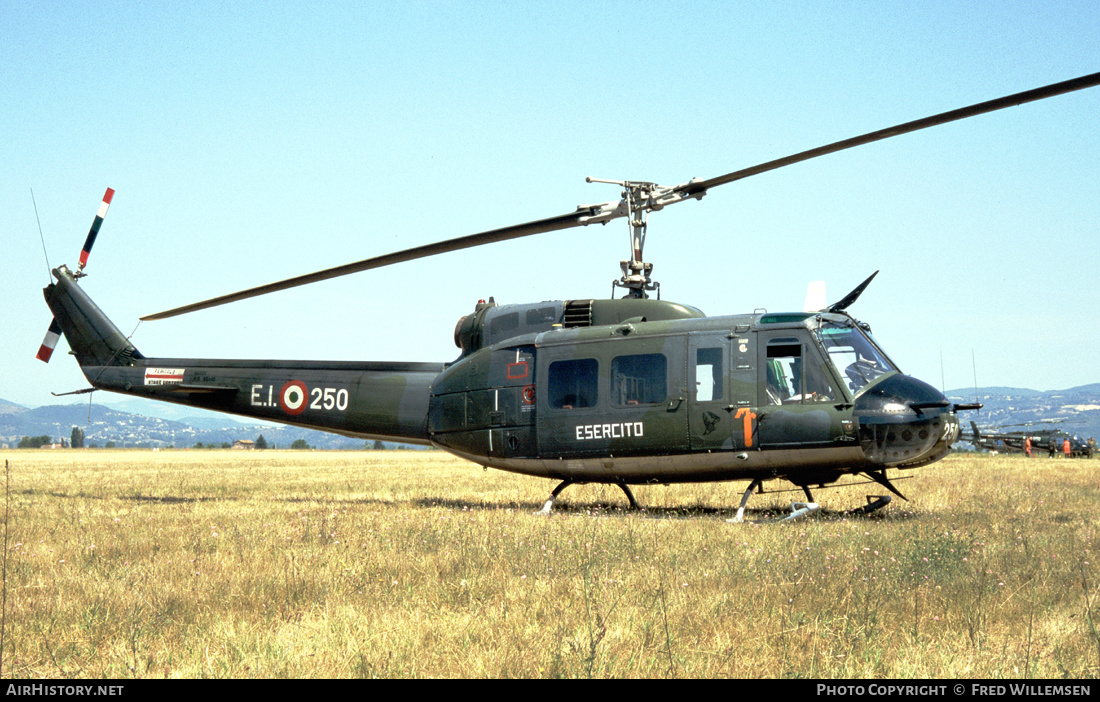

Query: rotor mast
586,177,706,298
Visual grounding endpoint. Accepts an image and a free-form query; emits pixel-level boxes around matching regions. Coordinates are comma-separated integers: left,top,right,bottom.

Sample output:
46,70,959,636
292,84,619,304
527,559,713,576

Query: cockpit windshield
815,320,897,394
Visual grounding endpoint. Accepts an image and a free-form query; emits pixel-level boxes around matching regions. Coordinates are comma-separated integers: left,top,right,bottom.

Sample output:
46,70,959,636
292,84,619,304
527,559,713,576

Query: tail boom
43,267,441,444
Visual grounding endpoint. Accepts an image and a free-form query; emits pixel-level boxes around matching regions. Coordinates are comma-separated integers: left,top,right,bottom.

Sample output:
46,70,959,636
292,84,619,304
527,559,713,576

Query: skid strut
536,480,642,515
727,478,763,523
537,480,572,515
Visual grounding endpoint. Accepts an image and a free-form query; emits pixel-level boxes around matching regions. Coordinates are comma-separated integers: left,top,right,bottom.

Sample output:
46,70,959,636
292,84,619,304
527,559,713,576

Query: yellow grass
0,449,1097,678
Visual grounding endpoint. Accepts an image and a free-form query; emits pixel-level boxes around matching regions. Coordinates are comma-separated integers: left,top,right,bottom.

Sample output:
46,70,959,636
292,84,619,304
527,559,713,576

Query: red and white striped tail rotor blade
36,318,63,363
78,187,115,270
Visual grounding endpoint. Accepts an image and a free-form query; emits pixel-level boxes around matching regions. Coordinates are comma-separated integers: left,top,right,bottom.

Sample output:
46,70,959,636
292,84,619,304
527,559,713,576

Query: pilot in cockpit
845,352,883,390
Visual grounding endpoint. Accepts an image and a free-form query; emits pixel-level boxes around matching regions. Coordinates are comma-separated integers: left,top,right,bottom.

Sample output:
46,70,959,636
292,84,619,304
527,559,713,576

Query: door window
611,353,667,406
694,347,723,402
548,358,598,409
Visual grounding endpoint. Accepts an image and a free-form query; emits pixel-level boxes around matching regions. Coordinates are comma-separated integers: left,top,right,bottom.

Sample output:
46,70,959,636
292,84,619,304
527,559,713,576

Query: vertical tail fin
43,266,143,367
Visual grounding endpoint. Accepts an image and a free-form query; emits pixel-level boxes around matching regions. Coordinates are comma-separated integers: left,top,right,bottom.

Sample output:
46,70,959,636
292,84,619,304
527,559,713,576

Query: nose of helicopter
853,374,959,467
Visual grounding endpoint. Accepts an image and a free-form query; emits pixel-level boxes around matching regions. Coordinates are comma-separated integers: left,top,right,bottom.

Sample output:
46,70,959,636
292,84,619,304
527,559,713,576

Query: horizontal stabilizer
166,384,240,395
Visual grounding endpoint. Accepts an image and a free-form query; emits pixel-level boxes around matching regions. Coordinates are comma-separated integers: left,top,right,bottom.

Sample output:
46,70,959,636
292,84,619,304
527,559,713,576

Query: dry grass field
0,448,1097,679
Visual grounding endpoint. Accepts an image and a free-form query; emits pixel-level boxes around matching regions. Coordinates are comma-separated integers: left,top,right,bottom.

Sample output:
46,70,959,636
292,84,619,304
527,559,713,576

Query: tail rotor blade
36,318,62,363
78,187,115,271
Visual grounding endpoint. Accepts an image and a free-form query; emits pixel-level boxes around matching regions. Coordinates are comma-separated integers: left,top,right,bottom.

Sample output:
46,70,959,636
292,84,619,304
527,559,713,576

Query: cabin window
548,358,598,409
488,312,519,344
694,347,723,402
611,353,667,406
526,306,557,326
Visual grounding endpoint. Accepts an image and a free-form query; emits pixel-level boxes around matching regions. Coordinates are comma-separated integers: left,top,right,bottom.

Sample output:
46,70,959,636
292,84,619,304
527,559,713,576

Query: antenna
971,349,980,417
939,347,946,394
31,189,51,283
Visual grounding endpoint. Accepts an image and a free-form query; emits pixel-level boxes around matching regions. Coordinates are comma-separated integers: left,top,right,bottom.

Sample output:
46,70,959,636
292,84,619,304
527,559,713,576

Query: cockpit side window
764,338,837,405
815,321,896,393
765,341,798,405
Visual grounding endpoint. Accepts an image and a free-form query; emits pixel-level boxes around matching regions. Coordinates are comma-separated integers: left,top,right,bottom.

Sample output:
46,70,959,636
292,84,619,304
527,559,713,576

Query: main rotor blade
144,70,1100,321
677,71,1100,198
142,208,603,320
828,270,878,313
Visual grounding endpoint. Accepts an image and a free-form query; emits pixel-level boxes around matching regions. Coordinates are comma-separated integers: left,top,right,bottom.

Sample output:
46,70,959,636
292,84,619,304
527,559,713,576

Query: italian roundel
279,380,308,415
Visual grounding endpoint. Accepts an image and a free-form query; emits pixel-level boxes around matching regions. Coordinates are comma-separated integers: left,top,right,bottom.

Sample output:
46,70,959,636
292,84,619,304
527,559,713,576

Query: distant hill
947,386,1045,399
0,400,384,450
945,384,1100,442
0,398,27,416
99,396,280,426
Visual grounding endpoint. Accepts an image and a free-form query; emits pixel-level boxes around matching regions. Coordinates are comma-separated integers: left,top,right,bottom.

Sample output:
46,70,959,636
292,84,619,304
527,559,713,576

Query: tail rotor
36,187,115,363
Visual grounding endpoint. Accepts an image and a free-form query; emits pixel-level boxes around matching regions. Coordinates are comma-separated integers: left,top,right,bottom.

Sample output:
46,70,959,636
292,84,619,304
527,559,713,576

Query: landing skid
778,501,821,522
726,479,894,523
534,478,894,521
844,494,892,516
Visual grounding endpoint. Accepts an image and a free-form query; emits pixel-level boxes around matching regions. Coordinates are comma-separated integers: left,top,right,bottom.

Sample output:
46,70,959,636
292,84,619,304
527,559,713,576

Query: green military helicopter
962,420,1086,456
39,71,1100,521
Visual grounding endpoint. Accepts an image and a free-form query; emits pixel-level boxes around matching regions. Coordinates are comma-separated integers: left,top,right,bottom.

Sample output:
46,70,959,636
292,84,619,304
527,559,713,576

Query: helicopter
961,420,1086,456
38,71,1100,521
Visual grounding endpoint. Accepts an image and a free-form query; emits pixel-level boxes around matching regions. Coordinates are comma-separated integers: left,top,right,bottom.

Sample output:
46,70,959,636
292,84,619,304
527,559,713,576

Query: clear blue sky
3,1,1098,409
